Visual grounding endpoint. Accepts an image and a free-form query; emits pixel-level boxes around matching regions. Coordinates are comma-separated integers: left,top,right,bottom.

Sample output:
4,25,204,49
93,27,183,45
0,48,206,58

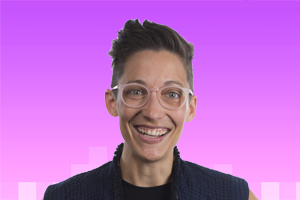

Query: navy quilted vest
44,143,249,200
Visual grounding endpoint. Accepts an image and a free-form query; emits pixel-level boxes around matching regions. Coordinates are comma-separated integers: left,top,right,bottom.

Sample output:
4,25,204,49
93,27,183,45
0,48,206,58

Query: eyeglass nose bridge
148,88,159,92
146,87,161,103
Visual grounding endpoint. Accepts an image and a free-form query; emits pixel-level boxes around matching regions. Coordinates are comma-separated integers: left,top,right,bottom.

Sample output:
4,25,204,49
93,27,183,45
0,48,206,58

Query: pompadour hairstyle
108,19,195,101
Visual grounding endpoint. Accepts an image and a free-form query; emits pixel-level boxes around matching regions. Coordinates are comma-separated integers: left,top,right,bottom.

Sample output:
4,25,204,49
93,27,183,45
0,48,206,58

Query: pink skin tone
105,49,197,188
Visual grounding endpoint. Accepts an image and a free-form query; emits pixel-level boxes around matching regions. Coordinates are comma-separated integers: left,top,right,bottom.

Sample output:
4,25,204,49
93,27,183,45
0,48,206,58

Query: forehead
120,50,188,87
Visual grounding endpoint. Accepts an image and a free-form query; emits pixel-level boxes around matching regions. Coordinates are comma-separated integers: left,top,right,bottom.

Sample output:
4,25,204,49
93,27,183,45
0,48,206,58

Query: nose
141,91,165,122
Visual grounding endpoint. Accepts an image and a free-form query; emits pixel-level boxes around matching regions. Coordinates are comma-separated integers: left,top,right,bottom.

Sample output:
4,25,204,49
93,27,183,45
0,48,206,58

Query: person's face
105,50,197,163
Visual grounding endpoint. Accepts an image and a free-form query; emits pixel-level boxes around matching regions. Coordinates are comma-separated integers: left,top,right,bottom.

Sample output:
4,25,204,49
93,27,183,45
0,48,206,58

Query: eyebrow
126,79,184,88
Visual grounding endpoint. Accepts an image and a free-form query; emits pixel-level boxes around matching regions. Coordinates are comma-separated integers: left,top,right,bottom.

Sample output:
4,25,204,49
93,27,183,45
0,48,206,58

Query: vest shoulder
179,159,249,199
182,160,230,178
181,159,249,188
182,160,237,180
63,161,114,186
44,161,114,199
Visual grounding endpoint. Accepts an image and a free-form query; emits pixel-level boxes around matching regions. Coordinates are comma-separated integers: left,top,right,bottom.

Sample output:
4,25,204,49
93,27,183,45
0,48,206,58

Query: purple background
1,1,300,199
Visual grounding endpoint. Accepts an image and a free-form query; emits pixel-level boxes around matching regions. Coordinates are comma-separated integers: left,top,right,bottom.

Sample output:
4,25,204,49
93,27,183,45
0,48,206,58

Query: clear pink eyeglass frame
112,83,193,110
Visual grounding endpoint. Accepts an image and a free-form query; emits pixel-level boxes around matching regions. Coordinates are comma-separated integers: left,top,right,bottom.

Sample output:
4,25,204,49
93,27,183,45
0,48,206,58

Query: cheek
171,109,187,127
118,107,135,140
118,104,136,125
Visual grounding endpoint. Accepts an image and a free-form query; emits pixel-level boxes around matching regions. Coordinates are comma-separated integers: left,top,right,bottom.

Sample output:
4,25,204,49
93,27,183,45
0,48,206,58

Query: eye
168,92,180,98
130,90,143,95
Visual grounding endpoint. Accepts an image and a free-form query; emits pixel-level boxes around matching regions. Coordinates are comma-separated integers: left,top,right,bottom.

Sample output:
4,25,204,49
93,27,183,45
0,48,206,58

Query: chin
137,146,167,161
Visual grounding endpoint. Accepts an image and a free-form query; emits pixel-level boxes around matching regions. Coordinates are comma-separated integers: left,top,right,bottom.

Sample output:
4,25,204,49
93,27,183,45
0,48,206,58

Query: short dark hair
108,19,195,101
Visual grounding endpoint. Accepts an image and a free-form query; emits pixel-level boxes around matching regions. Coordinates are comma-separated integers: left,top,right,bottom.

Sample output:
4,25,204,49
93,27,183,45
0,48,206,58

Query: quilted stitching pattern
44,143,249,200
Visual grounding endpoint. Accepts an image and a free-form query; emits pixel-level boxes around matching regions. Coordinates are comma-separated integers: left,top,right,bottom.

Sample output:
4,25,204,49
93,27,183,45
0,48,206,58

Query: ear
185,95,197,122
105,89,118,117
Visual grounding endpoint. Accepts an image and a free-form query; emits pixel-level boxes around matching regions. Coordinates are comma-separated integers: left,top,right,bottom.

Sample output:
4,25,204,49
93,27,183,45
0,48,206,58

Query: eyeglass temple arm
112,86,118,90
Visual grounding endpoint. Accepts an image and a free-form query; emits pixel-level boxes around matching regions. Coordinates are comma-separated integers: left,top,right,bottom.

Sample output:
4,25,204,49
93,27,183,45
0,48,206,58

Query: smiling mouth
133,126,170,138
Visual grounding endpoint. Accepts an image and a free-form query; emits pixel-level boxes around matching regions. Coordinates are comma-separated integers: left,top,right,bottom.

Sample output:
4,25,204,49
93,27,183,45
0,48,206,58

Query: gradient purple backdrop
1,1,300,199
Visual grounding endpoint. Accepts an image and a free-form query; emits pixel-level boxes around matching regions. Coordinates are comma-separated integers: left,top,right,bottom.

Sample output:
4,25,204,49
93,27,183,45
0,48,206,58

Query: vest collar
113,143,181,200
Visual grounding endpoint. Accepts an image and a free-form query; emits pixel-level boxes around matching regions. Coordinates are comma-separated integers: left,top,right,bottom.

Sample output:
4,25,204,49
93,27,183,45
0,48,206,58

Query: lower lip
134,127,170,144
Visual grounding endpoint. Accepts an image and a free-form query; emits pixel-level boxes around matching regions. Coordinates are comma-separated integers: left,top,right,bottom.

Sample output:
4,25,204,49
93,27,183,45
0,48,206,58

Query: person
43,19,258,200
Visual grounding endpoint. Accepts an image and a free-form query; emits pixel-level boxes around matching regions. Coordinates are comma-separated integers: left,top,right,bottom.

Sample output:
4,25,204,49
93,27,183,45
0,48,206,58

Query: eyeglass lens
122,85,186,109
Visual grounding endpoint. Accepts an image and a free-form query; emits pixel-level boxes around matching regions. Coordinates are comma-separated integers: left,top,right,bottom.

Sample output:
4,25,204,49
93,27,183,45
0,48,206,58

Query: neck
119,143,174,187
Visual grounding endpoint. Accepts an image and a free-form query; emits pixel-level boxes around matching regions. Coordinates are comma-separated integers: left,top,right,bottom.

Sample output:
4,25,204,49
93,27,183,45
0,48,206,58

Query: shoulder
180,160,249,199
63,161,114,186
182,160,236,181
182,160,244,184
43,180,65,200
43,161,113,199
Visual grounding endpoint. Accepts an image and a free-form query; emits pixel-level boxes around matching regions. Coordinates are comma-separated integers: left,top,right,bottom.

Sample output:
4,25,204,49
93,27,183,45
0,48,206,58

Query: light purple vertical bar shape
1,182,18,200
89,146,107,165
18,182,36,200
0,0,2,198
70,146,107,176
37,182,54,200
262,182,280,200
280,182,296,200
213,164,232,175
297,182,300,200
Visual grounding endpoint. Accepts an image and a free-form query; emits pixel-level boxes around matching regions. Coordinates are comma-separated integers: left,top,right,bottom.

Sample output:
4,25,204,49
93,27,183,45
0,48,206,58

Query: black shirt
122,179,171,200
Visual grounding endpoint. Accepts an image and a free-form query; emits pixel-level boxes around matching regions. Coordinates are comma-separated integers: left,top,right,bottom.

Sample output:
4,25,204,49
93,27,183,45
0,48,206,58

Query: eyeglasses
112,83,193,110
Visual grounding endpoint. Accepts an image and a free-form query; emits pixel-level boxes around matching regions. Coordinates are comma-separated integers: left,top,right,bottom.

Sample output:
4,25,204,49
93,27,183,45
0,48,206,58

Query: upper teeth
137,127,168,136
